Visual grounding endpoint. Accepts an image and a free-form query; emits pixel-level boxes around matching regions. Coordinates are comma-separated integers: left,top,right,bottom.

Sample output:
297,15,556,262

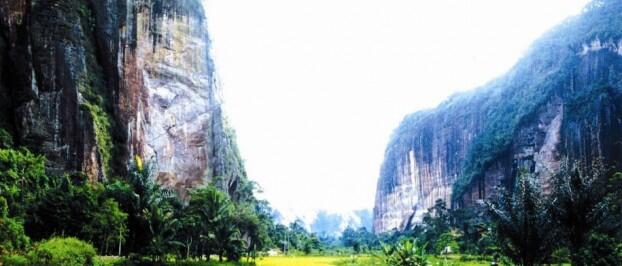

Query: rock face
0,0,246,195
373,0,622,233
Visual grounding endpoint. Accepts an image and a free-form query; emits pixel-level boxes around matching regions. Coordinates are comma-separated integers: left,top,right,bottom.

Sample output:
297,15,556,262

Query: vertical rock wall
373,1,622,233
0,0,246,195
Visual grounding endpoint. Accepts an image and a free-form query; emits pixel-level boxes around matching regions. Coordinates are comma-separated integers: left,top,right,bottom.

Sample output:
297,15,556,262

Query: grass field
255,255,381,266
254,254,490,266
93,254,491,266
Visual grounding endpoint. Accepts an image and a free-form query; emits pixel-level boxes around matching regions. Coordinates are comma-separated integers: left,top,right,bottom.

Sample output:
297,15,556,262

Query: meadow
91,254,491,266
253,254,489,266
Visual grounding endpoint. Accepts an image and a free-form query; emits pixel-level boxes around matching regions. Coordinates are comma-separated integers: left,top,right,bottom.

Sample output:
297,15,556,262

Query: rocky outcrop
373,0,622,233
0,0,246,195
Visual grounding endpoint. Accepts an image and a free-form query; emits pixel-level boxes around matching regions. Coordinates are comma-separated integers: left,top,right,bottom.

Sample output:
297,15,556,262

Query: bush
1,254,29,266
550,247,570,265
0,129,12,148
380,239,428,266
28,237,97,266
93,256,128,266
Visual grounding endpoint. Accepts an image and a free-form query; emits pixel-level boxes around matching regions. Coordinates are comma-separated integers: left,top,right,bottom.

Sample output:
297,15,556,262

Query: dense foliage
548,160,622,265
0,130,279,264
373,161,622,266
486,173,557,266
482,163,622,265
341,227,378,253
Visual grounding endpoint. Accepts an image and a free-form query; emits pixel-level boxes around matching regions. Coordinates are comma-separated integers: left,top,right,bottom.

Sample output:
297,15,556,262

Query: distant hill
310,209,373,237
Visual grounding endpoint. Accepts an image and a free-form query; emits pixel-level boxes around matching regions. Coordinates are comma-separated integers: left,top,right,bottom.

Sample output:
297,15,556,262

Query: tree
302,234,321,254
341,227,361,252
434,230,460,255
143,201,182,262
214,219,245,262
486,173,556,266
85,199,127,255
0,129,12,148
0,197,29,254
232,202,270,260
341,226,377,253
0,148,47,218
103,179,141,255
420,199,451,251
123,161,180,256
26,175,96,240
288,219,308,251
450,205,492,255
188,186,246,262
549,160,622,265
175,208,201,259
269,223,290,253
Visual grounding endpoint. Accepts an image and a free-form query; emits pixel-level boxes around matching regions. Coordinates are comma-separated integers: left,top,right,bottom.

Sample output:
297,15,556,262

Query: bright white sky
203,0,590,223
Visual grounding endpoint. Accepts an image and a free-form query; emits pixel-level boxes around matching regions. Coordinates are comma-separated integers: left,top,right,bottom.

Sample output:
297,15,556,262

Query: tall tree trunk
186,237,192,258
118,230,122,256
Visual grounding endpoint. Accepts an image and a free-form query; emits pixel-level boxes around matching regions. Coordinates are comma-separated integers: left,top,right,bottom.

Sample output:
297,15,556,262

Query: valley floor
255,255,490,266
92,255,491,266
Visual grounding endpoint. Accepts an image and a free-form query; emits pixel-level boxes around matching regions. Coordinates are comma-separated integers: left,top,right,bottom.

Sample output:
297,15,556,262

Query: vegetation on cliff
0,128,282,264
370,162,622,265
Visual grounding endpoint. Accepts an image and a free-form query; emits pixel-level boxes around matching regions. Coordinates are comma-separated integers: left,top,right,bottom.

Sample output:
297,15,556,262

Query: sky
202,0,590,224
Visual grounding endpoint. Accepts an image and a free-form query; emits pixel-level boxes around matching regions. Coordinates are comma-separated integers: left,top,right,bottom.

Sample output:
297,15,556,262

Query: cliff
373,0,622,233
0,0,246,196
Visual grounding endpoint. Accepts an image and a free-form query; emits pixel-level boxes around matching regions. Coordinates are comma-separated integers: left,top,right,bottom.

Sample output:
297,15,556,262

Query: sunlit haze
203,0,590,225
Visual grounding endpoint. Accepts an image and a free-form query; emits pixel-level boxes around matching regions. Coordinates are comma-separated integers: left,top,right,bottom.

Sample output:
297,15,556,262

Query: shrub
0,129,12,148
93,256,128,266
380,239,428,266
1,254,29,266
550,247,570,265
28,237,97,266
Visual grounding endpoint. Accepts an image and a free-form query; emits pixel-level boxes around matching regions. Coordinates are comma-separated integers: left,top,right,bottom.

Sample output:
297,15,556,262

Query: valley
0,0,621,265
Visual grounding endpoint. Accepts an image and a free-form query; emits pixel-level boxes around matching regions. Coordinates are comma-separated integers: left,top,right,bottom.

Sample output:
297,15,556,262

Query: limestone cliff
373,0,622,233
0,0,246,196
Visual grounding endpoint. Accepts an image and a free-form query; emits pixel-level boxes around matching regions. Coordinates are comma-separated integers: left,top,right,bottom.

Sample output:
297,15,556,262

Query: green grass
93,256,256,266
428,255,490,266
254,254,490,266
93,254,491,266
256,256,360,266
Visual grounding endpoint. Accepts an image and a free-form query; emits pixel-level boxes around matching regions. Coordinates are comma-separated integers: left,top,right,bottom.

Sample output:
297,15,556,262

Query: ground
94,254,491,266
255,255,489,265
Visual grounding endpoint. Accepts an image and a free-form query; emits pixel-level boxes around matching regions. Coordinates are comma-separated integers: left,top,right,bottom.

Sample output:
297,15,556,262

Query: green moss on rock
76,0,115,179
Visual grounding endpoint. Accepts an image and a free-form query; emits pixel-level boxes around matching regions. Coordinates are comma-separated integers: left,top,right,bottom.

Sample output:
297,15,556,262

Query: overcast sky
203,0,590,223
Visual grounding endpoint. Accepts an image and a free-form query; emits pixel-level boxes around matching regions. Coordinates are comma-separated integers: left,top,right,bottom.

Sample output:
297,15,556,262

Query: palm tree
143,203,183,262
486,173,556,266
188,186,245,261
213,220,245,262
549,160,622,265
124,159,182,259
